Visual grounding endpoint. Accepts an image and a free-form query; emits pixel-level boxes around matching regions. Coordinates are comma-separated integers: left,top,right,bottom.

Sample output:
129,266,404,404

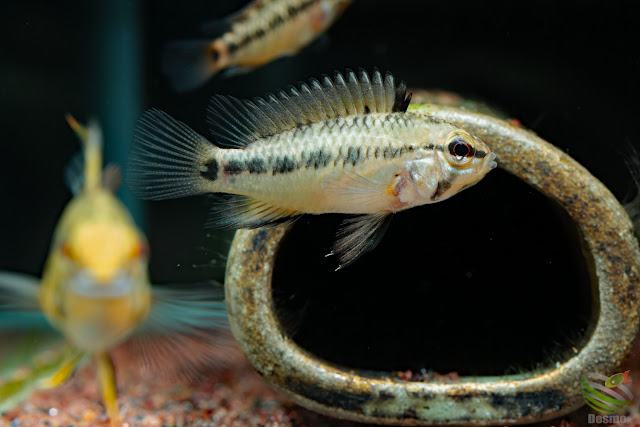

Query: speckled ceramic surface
225,106,640,425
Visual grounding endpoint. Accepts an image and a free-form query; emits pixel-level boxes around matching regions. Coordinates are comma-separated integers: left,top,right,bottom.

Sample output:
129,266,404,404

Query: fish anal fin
208,194,300,229
332,213,393,270
205,69,411,149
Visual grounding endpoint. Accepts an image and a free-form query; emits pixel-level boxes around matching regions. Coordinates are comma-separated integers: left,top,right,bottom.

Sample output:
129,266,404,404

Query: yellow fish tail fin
65,114,103,192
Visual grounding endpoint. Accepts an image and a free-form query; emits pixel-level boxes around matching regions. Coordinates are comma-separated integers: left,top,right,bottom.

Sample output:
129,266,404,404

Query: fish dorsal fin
198,0,258,37
65,115,103,192
206,68,412,148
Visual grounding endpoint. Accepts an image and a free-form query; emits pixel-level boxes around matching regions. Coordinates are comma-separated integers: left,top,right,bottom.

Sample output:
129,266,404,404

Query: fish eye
61,242,75,259
130,242,150,259
448,138,475,160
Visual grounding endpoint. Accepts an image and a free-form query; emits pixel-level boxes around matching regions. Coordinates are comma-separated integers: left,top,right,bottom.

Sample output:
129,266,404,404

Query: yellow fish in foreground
163,0,352,91
0,117,228,426
128,69,497,269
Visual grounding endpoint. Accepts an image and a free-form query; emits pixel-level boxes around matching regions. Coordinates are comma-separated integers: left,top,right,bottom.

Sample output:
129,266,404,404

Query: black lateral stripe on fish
211,124,421,178
128,69,497,268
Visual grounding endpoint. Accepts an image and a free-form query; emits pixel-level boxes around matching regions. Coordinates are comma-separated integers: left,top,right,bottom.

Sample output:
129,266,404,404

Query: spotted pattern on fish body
129,69,497,268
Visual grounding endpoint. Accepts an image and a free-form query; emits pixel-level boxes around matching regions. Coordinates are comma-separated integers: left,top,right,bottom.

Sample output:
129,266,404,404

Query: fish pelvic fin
39,349,85,389
206,68,412,149
95,352,121,427
127,109,219,201
331,212,393,270
207,194,301,229
163,39,229,92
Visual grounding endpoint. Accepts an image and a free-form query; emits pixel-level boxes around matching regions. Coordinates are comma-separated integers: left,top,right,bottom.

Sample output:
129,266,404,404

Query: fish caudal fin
330,213,393,270
127,109,217,201
163,40,225,92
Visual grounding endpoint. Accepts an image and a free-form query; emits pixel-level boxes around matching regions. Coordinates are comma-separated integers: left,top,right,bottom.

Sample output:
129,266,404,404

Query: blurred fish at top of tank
163,0,352,92
0,116,230,427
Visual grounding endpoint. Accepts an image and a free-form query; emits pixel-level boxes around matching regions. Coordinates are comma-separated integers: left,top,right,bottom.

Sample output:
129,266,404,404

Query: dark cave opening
272,169,594,376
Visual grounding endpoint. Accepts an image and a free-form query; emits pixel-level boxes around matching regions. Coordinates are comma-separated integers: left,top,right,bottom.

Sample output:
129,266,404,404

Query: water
0,0,638,417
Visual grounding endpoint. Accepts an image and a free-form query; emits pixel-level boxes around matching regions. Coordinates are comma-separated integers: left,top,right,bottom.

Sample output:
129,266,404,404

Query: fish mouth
69,270,135,298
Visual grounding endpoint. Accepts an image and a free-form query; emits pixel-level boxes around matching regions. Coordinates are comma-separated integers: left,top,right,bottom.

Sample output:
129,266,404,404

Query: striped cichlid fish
163,0,351,92
128,69,497,269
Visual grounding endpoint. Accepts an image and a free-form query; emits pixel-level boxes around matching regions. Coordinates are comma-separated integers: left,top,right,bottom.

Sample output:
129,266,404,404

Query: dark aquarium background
1,0,639,377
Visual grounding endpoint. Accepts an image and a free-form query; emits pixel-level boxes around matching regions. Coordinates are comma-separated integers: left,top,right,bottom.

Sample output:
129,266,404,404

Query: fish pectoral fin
208,194,301,229
0,271,41,310
124,281,237,383
96,352,121,427
325,168,393,212
332,213,393,270
142,281,228,335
